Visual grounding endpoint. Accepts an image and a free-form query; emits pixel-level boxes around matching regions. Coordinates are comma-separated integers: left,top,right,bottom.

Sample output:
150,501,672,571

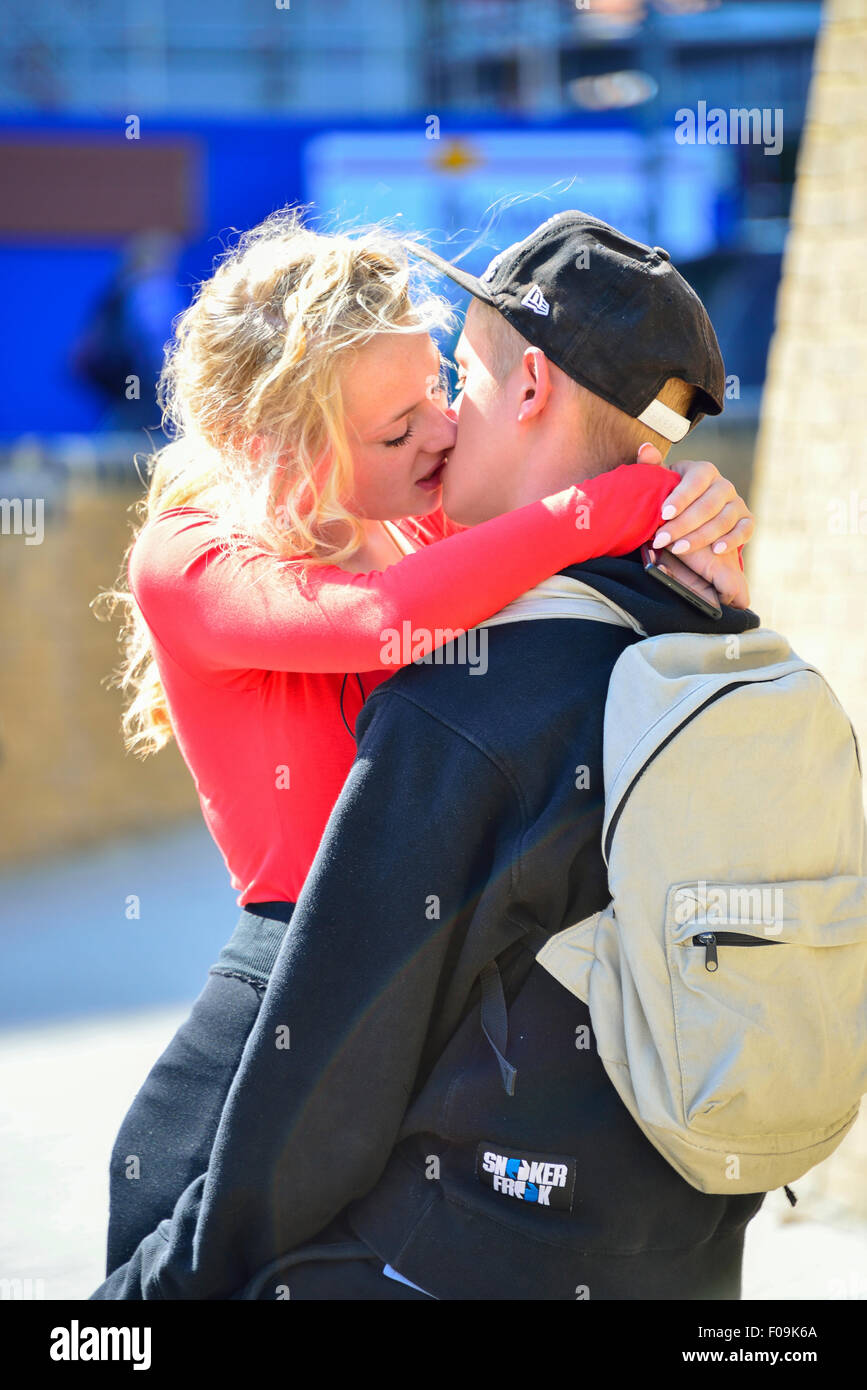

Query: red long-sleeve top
128,463,680,905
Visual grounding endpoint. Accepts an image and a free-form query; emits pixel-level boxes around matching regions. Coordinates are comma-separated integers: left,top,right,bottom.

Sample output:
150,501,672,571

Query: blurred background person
70,230,185,433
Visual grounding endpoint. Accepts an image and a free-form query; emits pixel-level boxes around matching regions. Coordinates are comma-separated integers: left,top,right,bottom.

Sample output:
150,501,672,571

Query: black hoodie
93,555,765,1300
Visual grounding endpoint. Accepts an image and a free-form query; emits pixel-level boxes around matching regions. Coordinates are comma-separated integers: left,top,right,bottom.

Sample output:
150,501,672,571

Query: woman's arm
128,459,744,680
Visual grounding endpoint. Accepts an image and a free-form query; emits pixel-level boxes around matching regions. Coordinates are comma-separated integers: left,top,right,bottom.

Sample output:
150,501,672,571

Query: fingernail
660,504,677,521
712,540,727,554
671,539,689,554
637,441,655,457
653,530,671,548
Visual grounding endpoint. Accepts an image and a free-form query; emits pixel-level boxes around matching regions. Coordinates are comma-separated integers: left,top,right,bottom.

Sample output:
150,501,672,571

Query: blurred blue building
0,0,823,438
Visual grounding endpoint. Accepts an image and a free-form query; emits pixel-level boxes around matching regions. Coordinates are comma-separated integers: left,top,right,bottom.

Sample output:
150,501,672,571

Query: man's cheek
442,464,469,521
448,436,475,491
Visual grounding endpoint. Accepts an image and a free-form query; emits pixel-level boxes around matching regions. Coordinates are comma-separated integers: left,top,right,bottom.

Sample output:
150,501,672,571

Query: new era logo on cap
520,284,550,316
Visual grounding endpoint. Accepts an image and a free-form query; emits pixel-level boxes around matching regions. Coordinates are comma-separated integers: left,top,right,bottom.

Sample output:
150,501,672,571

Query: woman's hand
637,443,754,609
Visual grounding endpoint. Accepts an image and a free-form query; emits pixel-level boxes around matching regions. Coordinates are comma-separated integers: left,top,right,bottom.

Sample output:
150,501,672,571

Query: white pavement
1,822,865,1301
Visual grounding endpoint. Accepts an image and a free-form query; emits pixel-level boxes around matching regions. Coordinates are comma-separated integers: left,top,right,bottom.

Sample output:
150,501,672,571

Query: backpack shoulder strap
471,574,645,1095
474,574,647,637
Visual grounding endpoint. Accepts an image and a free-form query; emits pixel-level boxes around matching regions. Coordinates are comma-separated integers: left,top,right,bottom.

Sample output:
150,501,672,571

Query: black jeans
104,902,430,1300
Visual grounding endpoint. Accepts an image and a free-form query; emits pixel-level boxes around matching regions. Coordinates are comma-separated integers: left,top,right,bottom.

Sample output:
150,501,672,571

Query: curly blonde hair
101,207,455,756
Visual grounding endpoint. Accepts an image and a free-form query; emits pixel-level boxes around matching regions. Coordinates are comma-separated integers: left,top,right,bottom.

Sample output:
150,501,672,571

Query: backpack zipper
692,931,781,972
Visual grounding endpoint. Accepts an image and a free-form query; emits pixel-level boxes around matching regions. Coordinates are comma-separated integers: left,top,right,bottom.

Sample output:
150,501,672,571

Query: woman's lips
416,457,447,492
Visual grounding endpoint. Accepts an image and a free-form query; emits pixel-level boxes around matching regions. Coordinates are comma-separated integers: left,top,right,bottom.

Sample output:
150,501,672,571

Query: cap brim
407,242,497,306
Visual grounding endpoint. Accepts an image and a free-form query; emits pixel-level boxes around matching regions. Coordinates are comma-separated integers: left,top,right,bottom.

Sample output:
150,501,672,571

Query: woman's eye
384,423,414,449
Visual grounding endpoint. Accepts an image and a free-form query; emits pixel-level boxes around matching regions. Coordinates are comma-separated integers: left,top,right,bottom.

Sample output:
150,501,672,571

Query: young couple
94,207,762,1301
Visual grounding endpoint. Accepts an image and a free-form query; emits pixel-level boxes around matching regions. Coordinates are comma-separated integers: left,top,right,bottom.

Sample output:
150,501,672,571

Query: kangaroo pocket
664,875,867,1137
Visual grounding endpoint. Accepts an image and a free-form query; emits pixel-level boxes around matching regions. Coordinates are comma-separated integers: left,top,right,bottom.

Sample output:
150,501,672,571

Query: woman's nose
430,404,458,450
442,413,458,449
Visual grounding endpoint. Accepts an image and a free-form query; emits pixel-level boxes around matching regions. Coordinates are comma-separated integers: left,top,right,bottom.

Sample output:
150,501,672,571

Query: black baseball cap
410,210,724,442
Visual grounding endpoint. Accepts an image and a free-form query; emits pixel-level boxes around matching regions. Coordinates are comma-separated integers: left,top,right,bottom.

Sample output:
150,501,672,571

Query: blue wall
0,110,737,438
1,114,314,435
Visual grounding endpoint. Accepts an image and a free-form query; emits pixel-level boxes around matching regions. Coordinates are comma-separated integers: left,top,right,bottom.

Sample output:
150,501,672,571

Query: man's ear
516,348,552,423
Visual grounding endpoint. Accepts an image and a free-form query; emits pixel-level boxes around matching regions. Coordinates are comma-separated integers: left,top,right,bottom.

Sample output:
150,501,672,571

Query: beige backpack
480,576,867,1194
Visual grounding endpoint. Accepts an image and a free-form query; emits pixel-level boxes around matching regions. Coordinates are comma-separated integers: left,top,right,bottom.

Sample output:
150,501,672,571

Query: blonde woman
102,208,753,1278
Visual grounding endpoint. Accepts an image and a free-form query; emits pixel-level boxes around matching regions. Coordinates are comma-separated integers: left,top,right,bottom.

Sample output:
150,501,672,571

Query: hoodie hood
562,551,761,639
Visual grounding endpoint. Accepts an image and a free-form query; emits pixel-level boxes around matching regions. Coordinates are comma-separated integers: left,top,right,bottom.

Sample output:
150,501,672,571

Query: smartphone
641,543,723,620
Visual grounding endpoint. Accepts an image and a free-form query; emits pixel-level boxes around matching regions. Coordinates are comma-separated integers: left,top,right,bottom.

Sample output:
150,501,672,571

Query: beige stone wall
747,0,867,1218
0,476,199,868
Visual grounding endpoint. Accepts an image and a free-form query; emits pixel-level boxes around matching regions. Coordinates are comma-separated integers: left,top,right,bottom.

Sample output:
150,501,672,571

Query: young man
93,212,763,1301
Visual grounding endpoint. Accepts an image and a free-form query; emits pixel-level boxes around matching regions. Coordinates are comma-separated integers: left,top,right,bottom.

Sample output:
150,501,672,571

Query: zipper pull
697,931,719,972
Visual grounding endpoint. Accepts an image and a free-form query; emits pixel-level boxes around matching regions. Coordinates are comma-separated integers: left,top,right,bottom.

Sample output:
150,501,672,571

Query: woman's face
339,331,458,520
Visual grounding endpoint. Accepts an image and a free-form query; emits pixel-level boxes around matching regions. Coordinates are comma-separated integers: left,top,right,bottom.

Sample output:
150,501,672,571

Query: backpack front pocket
664,876,867,1137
